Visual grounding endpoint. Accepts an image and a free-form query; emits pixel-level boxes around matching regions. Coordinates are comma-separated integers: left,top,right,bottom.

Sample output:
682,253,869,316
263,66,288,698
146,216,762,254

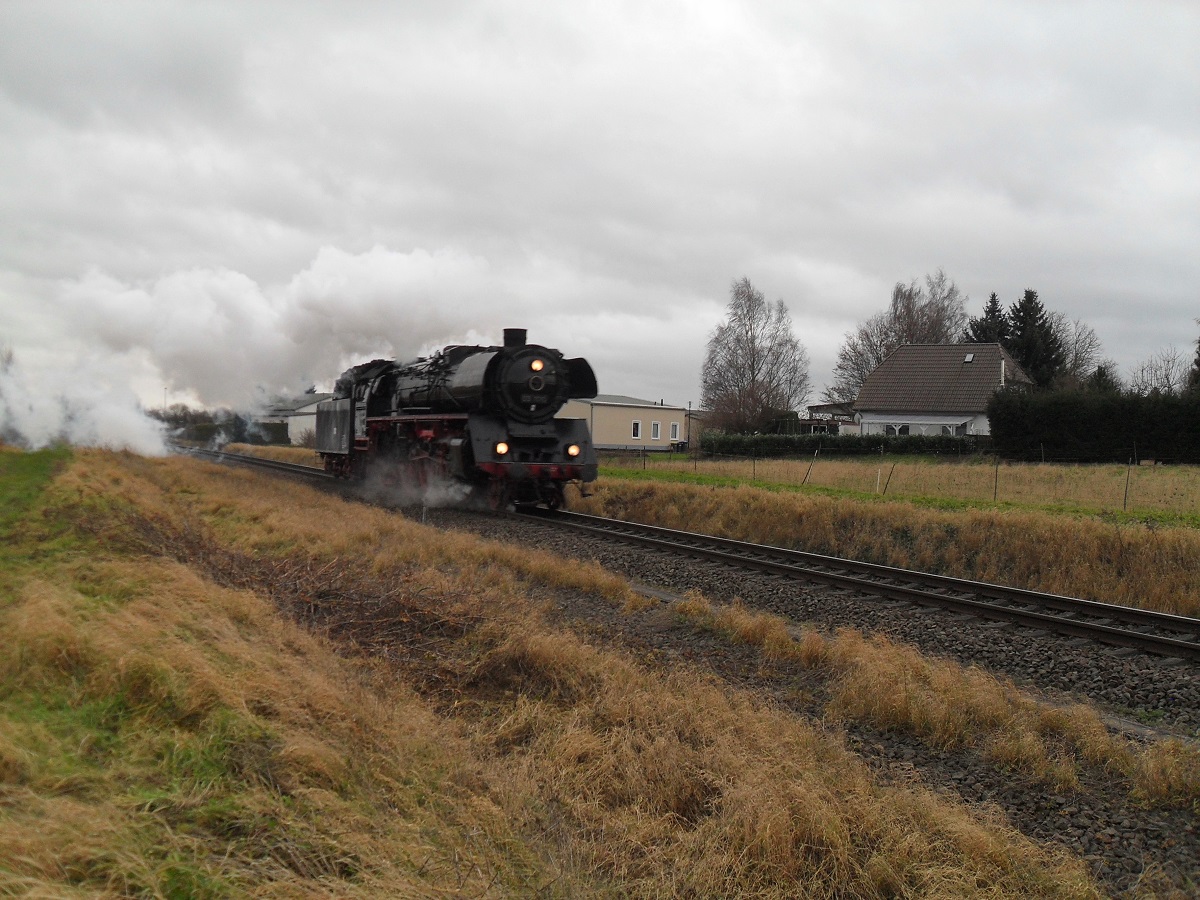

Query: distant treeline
988,388,1200,463
148,405,290,446
180,421,290,445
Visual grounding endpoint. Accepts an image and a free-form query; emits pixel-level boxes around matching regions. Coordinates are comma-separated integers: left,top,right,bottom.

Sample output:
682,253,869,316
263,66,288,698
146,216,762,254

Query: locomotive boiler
315,328,598,507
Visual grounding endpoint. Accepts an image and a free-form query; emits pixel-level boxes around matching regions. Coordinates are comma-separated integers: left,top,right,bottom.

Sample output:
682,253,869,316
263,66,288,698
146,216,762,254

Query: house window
670,422,679,441
651,421,661,440
631,420,641,440
885,424,910,437
942,424,967,437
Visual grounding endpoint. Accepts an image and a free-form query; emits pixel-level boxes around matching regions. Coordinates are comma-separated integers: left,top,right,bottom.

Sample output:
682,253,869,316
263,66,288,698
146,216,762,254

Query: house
558,395,695,451
800,402,856,435
258,393,335,445
285,394,335,445
852,343,1032,436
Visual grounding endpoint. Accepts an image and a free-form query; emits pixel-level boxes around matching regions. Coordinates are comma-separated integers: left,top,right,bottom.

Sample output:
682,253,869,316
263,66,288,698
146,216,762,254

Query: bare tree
823,313,894,405
911,268,969,343
701,278,811,433
1190,319,1200,391
824,269,967,402
1048,312,1103,387
1128,346,1189,396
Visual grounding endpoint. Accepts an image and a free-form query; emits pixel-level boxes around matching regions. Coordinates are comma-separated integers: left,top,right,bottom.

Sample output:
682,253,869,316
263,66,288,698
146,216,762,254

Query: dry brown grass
0,449,1104,897
670,592,1200,808
2,561,538,895
224,442,324,467
575,479,1200,617
469,628,1096,897
2,454,578,896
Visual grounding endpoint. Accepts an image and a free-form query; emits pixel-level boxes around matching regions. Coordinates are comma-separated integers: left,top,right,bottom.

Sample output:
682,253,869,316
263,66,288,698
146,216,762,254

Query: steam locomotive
315,328,598,508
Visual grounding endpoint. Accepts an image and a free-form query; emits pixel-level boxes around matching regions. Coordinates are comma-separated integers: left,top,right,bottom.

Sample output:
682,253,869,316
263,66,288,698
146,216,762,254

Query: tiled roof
853,344,1032,414
265,393,335,415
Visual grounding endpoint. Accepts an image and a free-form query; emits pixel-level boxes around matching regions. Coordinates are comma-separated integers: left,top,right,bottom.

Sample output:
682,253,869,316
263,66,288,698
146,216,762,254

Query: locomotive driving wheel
485,480,510,511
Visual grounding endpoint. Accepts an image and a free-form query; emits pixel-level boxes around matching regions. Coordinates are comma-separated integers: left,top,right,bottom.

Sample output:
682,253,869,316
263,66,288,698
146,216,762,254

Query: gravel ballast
423,506,1200,898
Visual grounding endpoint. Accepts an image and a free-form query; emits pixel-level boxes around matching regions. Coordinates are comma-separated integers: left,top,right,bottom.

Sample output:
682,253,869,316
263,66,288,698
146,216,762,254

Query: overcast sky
1,1,1197,449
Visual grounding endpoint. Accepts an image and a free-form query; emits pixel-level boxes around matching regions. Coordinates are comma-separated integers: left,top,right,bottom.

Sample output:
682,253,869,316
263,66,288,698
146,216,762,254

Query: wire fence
598,448,1200,517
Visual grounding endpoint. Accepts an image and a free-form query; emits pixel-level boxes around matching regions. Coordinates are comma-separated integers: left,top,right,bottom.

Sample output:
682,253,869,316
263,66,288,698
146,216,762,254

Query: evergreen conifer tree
1006,289,1064,388
963,292,1010,344
1085,362,1123,394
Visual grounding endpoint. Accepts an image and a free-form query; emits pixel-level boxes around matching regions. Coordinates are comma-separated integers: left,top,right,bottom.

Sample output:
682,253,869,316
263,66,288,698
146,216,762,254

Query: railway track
527,509,1200,663
179,447,1200,662
181,446,335,481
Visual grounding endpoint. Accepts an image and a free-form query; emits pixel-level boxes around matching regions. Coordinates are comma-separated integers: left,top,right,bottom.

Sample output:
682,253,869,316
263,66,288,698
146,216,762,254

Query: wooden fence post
802,447,818,485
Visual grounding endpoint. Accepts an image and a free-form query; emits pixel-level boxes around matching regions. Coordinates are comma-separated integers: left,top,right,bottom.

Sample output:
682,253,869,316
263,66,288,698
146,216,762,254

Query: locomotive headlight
530,359,544,372
566,444,581,457
495,441,510,456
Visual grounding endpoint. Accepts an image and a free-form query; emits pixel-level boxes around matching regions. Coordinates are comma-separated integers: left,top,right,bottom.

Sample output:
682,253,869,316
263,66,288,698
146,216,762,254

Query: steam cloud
5,242,610,456
0,348,166,454
351,465,477,513
59,245,504,409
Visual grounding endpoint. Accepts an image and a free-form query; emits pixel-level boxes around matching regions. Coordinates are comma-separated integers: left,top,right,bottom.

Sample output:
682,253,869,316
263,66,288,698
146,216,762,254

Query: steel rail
179,446,335,481
531,509,1200,662
174,451,1200,660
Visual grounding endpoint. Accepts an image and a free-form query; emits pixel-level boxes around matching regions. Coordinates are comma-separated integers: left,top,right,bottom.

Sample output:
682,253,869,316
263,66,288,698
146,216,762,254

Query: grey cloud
0,3,247,128
1,0,1197,433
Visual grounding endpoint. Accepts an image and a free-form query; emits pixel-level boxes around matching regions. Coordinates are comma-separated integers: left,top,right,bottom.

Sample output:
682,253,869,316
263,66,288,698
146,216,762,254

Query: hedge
699,432,989,457
987,388,1200,463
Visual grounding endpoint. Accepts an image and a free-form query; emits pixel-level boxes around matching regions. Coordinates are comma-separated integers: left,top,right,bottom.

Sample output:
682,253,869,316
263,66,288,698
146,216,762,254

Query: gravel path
424,507,1200,898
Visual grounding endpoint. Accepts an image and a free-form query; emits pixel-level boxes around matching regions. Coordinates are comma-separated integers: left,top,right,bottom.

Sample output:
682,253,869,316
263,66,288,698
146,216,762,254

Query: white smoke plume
2,242,596,459
58,245,508,410
351,464,477,513
0,345,166,454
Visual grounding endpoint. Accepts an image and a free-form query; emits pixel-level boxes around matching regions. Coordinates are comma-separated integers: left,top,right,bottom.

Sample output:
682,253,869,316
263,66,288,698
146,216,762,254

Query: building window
631,420,641,440
670,422,680,441
651,421,661,440
885,424,910,437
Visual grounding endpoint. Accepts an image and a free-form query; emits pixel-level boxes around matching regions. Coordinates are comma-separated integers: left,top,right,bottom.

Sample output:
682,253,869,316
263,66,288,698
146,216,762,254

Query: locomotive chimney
503,328,527,348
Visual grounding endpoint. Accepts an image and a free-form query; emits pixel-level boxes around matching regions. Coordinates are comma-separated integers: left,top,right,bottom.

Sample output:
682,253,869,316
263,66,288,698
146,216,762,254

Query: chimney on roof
503,328,527,348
